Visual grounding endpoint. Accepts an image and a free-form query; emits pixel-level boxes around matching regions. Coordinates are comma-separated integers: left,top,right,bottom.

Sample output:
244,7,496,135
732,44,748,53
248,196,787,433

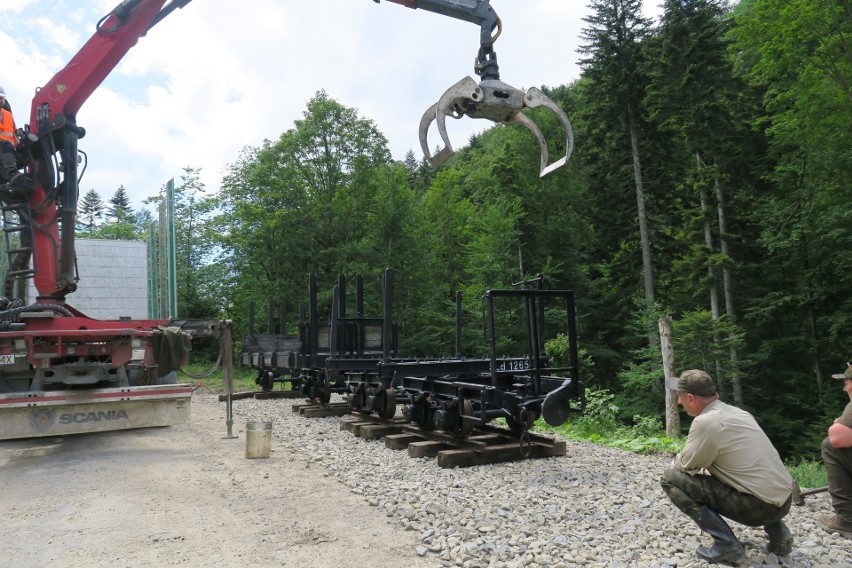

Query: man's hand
828,422,852,448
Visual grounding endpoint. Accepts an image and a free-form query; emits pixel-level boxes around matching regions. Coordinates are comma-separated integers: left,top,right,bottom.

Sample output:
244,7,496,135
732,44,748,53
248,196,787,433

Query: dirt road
0,394,436,568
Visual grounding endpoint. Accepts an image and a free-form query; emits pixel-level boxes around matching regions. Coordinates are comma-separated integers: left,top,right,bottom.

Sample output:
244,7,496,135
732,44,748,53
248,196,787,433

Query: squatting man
817,364,852,537
660,369,793,564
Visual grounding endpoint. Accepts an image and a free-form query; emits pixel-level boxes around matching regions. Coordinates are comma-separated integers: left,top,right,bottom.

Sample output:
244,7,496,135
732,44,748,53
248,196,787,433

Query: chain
179,350,223,379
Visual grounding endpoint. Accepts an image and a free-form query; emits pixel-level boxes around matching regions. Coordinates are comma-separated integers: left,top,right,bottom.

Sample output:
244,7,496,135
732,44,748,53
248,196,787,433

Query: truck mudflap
0,384,193,440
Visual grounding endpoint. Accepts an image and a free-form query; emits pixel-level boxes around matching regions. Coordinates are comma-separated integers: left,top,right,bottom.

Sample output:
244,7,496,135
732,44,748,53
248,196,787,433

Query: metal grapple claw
522,87,574,177
419,76,574,177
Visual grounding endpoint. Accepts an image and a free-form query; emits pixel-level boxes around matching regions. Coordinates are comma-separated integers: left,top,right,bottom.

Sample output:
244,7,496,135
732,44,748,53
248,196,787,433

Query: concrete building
28,239,149,320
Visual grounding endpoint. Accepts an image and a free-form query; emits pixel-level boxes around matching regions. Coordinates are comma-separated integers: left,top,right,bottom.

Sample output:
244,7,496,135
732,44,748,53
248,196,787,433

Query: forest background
75,0,850,462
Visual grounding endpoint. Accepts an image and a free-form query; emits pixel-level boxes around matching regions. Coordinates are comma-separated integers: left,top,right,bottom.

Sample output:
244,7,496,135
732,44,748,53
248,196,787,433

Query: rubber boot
764,521,793,556
694,506,745,564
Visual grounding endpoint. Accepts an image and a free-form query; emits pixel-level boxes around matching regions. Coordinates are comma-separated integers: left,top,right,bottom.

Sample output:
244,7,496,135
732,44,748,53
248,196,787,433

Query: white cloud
1,0,664,209
0,0,41,17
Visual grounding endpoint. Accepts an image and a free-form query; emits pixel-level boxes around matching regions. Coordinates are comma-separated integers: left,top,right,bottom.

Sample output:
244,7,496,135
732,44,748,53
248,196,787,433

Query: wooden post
659,316,680,438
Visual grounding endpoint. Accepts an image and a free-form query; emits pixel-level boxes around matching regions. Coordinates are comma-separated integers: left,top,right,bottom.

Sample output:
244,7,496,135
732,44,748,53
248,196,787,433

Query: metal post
356,275,364,317
157,201,169,318
383,268,394,359
166,178,178,318
330,286,340,357
338,273,346,319
147,223,159,318
222,319,237,439
526,292,542,397
485,291,498,387
455,292,463,358
356,275,365,355
309,273,318,369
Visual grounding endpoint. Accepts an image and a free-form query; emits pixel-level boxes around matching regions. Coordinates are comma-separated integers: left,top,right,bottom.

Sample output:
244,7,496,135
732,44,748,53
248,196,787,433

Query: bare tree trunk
659,316,680,437
631,115,655,310
629,112,659,392
518,245,524,277
700,189,720,319
698,154,724,395
807,292,824,400
714,176,743,406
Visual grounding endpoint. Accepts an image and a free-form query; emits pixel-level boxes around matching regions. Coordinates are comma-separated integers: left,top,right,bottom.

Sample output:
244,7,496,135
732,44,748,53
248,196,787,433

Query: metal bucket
245,421,272,459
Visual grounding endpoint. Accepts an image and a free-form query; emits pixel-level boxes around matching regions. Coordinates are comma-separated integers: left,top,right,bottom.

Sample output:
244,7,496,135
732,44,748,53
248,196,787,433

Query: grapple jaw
419,76,574,177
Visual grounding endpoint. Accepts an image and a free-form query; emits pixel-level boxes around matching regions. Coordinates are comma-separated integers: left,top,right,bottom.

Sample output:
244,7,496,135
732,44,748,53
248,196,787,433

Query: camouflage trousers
660,468,791,527
822,437,852,523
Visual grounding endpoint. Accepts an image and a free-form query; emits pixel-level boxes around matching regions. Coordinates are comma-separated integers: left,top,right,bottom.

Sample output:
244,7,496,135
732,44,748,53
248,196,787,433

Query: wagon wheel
319,376,332,405
376,388,397,419
454,399,474,438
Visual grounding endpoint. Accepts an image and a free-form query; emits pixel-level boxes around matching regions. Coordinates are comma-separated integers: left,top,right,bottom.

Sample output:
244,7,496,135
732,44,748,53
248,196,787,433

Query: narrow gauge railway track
291,399,352,418
339,410,566,469
218,390,303,401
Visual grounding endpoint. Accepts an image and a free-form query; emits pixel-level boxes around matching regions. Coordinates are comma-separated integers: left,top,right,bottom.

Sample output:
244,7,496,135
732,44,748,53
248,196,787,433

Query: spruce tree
78,189,105,228
107,185,133,222
578,0,658,378
644,0,748,403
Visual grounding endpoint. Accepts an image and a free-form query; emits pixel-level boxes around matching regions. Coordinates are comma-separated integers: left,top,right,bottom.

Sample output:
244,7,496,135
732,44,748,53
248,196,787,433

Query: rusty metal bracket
792,480,829,506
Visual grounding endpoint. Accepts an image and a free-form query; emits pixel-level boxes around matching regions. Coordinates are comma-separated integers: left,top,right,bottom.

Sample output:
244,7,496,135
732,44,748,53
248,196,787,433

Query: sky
0,0,663,212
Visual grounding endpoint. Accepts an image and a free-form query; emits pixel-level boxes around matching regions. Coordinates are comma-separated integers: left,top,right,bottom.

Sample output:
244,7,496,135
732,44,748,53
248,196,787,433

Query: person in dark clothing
818,364,852,537
0,84,22,186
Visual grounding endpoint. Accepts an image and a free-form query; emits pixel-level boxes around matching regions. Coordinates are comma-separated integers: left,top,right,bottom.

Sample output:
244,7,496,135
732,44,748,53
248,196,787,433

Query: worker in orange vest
0,84,22,186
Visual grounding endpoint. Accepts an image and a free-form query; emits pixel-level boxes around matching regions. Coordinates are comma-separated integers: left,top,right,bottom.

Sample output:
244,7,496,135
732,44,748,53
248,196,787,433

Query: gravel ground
0,394,435,568
230,394,852,568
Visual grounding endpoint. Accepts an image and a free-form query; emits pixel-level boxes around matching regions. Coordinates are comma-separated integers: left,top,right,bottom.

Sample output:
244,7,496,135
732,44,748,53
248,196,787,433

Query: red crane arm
29,0,170,132
22,0,190,301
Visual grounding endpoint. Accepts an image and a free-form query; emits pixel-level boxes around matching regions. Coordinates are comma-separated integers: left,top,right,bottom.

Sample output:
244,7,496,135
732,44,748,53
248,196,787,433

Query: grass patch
535,420,684,455
532,389,684,454
787,458,828,489
178,363,257,394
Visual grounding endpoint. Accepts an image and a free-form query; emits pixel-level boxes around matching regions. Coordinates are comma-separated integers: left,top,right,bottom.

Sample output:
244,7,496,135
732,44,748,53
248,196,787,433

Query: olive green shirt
836,401,852,429
675,399,792,507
